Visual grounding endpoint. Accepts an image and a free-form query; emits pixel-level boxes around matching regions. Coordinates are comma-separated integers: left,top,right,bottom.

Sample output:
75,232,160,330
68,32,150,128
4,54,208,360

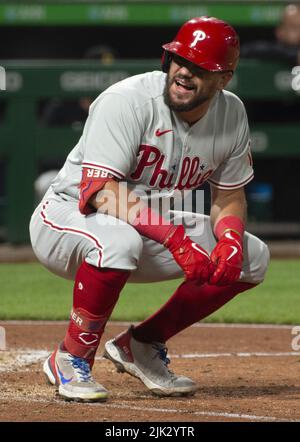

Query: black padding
161,51,173,73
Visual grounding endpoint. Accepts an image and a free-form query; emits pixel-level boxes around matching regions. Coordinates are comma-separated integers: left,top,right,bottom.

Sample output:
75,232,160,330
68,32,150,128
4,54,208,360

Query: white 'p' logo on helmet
190,30,206,47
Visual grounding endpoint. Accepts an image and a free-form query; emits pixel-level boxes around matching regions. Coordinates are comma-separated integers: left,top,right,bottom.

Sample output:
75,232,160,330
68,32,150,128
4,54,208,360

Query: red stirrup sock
62,261,130,366
132,281,255,343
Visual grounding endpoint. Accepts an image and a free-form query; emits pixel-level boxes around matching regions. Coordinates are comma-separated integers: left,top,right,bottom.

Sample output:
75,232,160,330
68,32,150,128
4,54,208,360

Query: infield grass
0,260,299,324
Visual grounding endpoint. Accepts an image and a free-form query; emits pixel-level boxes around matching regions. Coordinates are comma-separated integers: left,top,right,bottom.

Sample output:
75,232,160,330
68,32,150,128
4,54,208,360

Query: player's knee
255,240,270,283
244,236,270,284
85,227,143,271
118,226,144,265
97,225,143,270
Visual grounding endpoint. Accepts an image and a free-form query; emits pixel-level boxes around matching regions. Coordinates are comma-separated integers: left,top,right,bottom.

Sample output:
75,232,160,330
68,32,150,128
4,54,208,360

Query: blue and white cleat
43,347,108,402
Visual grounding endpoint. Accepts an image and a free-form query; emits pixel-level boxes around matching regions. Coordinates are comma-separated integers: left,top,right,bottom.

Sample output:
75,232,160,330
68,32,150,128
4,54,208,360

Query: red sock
63,261,130,365
132,281,255,343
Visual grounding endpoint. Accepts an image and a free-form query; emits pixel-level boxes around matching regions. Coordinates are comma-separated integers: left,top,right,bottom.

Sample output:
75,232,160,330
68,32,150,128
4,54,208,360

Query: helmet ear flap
161,51,172,73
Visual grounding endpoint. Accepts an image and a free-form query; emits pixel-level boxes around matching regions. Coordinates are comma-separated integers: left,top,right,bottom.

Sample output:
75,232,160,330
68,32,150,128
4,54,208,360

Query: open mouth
174,78,195,91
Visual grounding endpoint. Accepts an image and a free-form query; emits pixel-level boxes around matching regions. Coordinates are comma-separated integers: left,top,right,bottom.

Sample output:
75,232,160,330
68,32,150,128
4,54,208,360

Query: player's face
164,54,231,112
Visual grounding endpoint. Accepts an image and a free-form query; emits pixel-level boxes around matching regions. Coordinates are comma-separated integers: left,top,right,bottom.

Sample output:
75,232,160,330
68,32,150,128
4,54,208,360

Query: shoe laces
152,343,171,366
152,343,176,378
70,356,92,382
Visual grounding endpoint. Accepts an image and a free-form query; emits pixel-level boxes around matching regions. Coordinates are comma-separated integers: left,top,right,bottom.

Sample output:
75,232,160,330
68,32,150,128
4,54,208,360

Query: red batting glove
164,225,215,283
210,230,243,285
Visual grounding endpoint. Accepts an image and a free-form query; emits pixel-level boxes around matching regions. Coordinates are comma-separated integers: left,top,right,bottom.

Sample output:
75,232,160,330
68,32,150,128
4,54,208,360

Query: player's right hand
164,225,215,283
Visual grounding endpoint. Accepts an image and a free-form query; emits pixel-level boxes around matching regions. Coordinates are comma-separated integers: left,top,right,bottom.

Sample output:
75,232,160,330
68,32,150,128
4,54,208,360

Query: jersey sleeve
208,104,254,190
81,92,142,180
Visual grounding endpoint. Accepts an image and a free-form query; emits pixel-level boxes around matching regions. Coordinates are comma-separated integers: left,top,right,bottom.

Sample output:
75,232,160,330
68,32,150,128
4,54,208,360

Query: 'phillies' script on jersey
50,71,253,210
131,145,213,190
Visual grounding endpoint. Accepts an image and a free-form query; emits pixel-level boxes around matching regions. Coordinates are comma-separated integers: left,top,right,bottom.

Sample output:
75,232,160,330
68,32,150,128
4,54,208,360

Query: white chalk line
1,349,300,374
97,403,297,423
0,320,297,329
144,351,300,359
0,395,296,423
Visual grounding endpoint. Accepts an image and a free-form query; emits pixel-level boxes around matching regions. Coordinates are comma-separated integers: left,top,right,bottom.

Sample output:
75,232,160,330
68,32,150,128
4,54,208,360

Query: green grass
0,260,299,324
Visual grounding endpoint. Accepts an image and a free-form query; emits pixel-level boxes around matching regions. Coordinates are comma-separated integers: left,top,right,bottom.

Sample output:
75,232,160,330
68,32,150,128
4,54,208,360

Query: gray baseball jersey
30,70,268,283
51,70,253,207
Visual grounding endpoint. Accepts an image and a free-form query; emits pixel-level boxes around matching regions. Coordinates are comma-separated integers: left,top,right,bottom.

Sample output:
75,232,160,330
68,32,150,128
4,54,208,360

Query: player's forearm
89,179,146,224
89,180,176,244
210,186,247,234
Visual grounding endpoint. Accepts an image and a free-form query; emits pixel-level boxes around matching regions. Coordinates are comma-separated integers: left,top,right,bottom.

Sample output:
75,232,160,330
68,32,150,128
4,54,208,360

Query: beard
163,73,212,112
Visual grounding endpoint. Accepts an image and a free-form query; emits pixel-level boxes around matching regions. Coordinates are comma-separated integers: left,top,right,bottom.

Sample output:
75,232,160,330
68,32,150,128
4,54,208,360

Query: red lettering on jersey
176,157,213,190
194,169,214,187
175,157,191,190
188,157,200,187
130,145,161,181
149,155,174,188
131,144,174,188
131,145,214,190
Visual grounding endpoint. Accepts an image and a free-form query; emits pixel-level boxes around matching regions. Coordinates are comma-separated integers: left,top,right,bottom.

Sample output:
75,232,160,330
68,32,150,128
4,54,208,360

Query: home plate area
0,322,299,422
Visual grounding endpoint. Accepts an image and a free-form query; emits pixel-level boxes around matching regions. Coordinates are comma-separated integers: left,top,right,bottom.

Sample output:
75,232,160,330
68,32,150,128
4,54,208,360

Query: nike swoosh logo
224,231,235,241
227,246,238,261
155,129,173,137
225,231,241,247
191,242,209,258
57,366,73,385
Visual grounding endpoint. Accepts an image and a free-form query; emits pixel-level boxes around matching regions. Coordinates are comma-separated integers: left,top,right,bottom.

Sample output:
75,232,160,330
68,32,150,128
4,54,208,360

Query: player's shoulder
100,71,165,107
219,89,246,113
216,89,248,126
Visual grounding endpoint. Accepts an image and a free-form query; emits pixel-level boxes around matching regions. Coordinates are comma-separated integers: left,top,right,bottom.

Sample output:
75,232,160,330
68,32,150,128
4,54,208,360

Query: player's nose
177,65,193,77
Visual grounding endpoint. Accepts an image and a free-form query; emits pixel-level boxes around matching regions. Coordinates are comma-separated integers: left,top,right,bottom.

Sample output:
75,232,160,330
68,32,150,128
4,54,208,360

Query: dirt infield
0,322,299,422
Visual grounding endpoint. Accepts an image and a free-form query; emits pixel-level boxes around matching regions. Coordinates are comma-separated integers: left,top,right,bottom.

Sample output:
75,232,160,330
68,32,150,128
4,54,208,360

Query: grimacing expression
163,54,229,112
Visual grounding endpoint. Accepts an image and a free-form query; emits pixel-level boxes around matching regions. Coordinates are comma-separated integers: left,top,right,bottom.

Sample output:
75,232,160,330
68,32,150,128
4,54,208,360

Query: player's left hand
209,230,243,285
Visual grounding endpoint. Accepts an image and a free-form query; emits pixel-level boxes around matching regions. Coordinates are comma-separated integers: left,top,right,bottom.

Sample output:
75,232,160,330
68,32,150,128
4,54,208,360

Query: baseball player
30,17,269,402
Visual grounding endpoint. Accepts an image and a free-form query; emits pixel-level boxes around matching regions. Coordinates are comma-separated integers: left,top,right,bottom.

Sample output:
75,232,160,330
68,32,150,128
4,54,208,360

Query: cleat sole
58,385,109,403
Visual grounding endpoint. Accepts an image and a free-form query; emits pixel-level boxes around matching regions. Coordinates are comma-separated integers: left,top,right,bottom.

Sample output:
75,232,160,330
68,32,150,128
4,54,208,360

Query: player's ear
217,71,233,90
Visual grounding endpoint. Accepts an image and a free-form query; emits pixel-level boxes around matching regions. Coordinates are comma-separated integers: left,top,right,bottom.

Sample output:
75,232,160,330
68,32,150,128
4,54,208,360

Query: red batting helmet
162,17,240,73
